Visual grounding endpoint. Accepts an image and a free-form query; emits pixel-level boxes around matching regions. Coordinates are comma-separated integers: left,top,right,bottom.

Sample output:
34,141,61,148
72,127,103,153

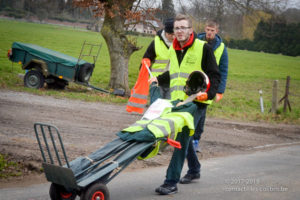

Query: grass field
0,19,299,124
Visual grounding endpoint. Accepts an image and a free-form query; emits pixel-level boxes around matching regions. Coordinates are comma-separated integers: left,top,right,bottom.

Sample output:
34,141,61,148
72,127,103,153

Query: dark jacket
157,32,220,100
197,33,228,94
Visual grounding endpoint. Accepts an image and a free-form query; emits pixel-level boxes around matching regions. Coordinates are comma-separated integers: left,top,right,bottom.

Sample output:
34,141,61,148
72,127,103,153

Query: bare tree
177,0,291,38
74,0,158,96
162,0,176,18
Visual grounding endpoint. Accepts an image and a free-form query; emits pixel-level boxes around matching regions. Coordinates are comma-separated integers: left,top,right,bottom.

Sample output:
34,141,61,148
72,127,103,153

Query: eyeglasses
174,27,191,31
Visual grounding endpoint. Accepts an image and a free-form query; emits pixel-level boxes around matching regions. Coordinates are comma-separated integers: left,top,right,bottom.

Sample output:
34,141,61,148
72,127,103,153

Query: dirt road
0,90,299,187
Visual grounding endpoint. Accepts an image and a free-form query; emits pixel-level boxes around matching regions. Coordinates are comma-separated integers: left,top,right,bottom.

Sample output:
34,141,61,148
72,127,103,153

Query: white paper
142,98,173,120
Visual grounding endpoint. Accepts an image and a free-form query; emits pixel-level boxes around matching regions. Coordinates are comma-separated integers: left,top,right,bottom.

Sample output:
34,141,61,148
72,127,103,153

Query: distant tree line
225,19,300,57
0,0,92,23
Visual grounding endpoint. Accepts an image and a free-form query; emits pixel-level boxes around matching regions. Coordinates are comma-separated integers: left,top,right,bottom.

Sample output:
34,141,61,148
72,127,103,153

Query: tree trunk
101,13,137,96
13,0,25,10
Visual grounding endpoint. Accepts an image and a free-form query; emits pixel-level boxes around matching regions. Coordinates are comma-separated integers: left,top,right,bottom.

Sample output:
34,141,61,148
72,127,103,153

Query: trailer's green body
9,42,95,89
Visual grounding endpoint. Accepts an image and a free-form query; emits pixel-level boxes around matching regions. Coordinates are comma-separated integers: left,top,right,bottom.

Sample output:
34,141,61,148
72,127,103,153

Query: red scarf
173,32,195,50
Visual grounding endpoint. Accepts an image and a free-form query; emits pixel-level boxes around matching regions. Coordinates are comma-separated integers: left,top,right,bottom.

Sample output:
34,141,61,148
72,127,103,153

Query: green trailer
8,41,106,91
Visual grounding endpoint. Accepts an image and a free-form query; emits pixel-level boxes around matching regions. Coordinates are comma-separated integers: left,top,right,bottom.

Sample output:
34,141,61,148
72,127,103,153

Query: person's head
164,18,175,42
174,14,193,45
204,20,219,41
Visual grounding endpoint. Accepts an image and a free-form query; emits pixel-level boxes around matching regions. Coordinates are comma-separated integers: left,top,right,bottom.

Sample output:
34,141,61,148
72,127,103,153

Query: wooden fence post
279,76,291,112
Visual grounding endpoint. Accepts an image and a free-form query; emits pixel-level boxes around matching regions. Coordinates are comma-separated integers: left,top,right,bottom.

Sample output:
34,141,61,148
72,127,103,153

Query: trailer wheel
81,183,109,200
77,63,94,83
24,70,45,89
49,183,76,200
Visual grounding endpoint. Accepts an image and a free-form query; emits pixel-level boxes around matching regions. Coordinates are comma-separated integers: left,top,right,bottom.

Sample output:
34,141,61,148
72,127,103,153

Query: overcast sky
173,0,300,9
288,0,300,8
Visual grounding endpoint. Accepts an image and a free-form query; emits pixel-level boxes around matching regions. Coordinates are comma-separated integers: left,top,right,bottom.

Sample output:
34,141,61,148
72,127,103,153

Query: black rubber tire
80,183,109,200
24,70,45,89
77,63,94,83
49,183,76,200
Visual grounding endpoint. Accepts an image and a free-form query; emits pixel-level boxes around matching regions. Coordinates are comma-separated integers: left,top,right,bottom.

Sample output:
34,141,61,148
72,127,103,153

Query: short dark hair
175,14,192,28
205,20,219,29
164,18,174,33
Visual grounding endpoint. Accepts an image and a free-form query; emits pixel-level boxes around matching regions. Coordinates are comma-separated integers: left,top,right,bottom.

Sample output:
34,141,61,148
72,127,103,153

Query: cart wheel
81,183,109,200
24,70,45,89
77,63,93,83
49,183,76,200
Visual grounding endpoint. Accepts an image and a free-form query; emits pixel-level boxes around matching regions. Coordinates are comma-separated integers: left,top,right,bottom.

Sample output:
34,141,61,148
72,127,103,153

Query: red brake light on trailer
7,49,12,58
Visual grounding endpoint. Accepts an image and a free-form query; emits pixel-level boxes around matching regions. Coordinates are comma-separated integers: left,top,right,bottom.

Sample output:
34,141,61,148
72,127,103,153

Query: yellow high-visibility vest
151,36,170,77
122,109,194,159
214,42,225,65
169,39,212,104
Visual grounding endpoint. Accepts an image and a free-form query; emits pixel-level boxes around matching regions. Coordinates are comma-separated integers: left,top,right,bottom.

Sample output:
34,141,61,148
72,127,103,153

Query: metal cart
34,122,180,200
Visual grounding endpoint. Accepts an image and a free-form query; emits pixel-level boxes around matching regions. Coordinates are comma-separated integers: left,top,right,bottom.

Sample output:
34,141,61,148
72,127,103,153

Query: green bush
227,20,300,56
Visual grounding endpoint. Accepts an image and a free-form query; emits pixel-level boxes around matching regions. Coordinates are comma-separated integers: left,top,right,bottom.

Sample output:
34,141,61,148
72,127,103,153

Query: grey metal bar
53,126,70,168
34,124,46,162
48,126,62,166
40,125,54,164
34,123,70,168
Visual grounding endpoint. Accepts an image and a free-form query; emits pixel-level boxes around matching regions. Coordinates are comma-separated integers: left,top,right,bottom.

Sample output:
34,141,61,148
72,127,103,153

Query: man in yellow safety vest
142,18,175,99
191,20,229,153
149,14,220,195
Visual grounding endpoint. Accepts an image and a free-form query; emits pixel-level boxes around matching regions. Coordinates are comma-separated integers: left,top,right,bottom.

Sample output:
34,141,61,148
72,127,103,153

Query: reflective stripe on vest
148,117,175,138
154,60,169,64
169,39,213,105
170,72,190,79
151,36,170,77
124,110,195,160
122,110,194,139
123,120,149,132
123,118,176,139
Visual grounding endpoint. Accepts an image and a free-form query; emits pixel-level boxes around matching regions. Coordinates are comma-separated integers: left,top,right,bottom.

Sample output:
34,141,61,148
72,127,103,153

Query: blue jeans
164,104,207,185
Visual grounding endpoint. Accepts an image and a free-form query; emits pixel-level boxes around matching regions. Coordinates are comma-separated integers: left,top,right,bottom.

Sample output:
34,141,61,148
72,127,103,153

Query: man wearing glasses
149,14,220,195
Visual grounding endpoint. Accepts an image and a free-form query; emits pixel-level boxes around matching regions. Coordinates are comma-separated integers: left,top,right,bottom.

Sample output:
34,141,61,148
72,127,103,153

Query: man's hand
196,92,208,101
148,77,158,84
142,58,151,67
215,93,223,102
